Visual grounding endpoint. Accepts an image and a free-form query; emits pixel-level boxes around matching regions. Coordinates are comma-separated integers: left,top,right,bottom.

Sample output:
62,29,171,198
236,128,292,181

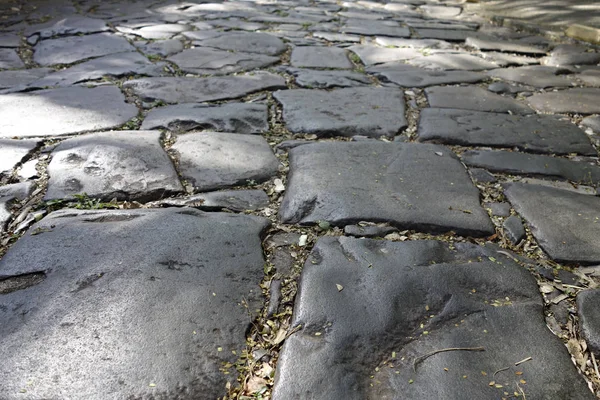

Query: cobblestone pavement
1,0,600,399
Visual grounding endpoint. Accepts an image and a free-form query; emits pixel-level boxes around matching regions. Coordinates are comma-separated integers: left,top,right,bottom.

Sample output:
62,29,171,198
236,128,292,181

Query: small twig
413,347,485,372
517,382,527,400
592,353,600,381
515,357,532,366
493,366,509,378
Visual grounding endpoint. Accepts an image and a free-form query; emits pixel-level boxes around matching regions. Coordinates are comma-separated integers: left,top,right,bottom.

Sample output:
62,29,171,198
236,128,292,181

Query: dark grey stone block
344,224,398,238
167,47,279,75
488,66,576,88
290,46,353,69
369,63,487,87
0,48,24,69
25,16,108,39
466,37,546,55
528,88,600,114
0,68,52,93
153,190,270,212
282,67,372,89
503,214,526,244
425,86,533,114
578,289,600,355
196,32,287,55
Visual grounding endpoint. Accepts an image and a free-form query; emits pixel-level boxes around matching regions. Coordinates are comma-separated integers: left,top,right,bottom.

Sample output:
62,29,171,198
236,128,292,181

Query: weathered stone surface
196,32,287,55
487,81,523,94
408,53,499,71
0,182,33,232
280,142,493,236
172,132,279,192
142,102,268,133
420,4,462,18
375,37,453,49
0,68,52,92
312,31,361,43
167,47,279,75
283,68,372,88
0,86,138,138
348,44,421,65
0,208,268,399
425,86,533,114
33,33,134,66
0,49,24,69
578,289,600,355
124,72,287,104
290,46,352,69
274,87,406,138
418,108,595,155
466,36,546,55
470,168,497,183
461,149,600,185
582,116,600,132
369,63,487,87
343,224,398,238
0,139,39,174
414,28,472,41
504,182,600,264
543,44,600,67
45,130,183,202
484,52,540,67
134,39,184,57
488,66,575,88
272,237,591,399
29,52,164,88
0,33,20,48
133,23,191,40
503,214,526,244
342,20,410,37
486,201,511,217
25,16,108,39
154,190,269,211
528,88,600,114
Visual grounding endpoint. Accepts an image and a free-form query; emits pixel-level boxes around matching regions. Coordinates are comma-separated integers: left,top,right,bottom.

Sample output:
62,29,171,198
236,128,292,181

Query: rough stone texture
342,20,410,37
504,182,600,264
0,139,39,174
167,47,279,75
0,208,269,399
124,72,286,104
348,44,421,65
582,116,600,132
503,214,526,244
0,181,34,232
488,66,576,88
465,36,546,54
274,87,406,138
0,49,24,69
369,63,487,87
141,103,268,134
543,45,600,67
425,86,533,114
484,52,540,67
25,16,108,39
154,190,270,211
45,130,183,202
172,132,279,192
196,32,287,55
470,168,497,183
487,201,511,217
0,33,21,48
312,31,361,43
290,46,353,69
528,88,600,114
343,224,398,238
418,108,595,155
132,23,191,40
0,68,52,93
579,69,600,87
0,86,138,138
280,142,494,236
461,149,600,185
282,68,372,89
134,39,184,57
420,4,462,18
33,33,134,66
272,237,592,399
414,28,472,41
578,289,600,355
408,53,500,71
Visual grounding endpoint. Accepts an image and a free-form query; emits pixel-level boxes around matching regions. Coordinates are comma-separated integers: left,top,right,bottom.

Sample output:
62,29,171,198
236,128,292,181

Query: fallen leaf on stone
246,376,268,393
539,283,555,293
336,284,344,292
274,178,285,192
272,328,287,345
298,234,308,246
435,151,443,156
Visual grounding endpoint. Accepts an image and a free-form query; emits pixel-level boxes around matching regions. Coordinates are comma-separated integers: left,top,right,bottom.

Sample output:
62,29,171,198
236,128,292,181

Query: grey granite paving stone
195,31,287,55
0,32,20,48
123,72,287,104
470,168,497,183
348,44,421,65
279,142,494,236
461,149,600,185
0,86,138,138
408,52,499,71
465,36,546,55
579,69,600,87
343,224,398,238
0,181,34,232
172,132,279,192
341,20,411,37
418,108,595,155
487,81,524,94
153,189,269,212
290,46,353,69
487,66,575,88
487,201,511,217
543,45,600,67
414,28,472,41
28,52,164,88
0,139,39,174
272,237,592,399
45,130,183,202
134,38,184,57
503,214,526,244
132,23,190,40
311,31,361,43
282,67,372,89
25,16,108,39
167,47,279,75
374,37,453,49
425,86,533,114
0,68,52,92
33,32,134,66
528,88,600,114
484,52,540,67
578,289,600,355
408,21,475,31
504,182,600,264
0,208,269,399
182,30,226,41
419,4,462,18
274,87,406,138
207,19,266,31
369,63,487,87
582,116,600,132
0,49,24,69
141,103,268,134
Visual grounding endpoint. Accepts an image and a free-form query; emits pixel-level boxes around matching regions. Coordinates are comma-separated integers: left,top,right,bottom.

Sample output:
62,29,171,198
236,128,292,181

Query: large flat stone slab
577,289,600,355
504,182,600,264
418,108,596,155
0,49,24,69
272,237,592,399
280,142,494,236
488,66,576,88
348,44,421,65
407,53,499,71
141,103,268,133
414,28,472,41
282,68,372,89
0,181,34,232
465,36,546,55
33,32,134,66
123,72,286,104
369,63,487,87
528,88,600,114
0,208,268,399
0,68,52,93
172,132,279,192
0,139,39,174
25,16,109,39
425,86,533,114
45,130,183,202
195,32,287,55
167,47,279,75
0,86,138,138
274,87,406,138
342,20,410,37
290,46,353,69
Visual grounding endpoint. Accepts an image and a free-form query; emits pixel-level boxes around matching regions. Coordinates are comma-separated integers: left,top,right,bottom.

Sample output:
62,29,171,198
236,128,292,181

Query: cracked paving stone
171,132,279,192
0,181,34,232
153,189,269,212
0,49,24,69
0,139,39,174
418,108,595,155
0,86,138,138
24,16,109,39
461,149,600,186
281,67,372,89
577,289,600,355
348,44,421,65
408,52,499,71
45,130,183,202
271,237,592,399
425,86,533,114
290,46,353,69
167,47,279,75
503,214,526,245
369,63,487,87
33,32,135,66
465,36,546,55
141,102,268,134
194,31,287,55
504,182,600,264
487,66,575,89
279,142,494,236
274,87,406,138
0,208,269,399
123,72,286,104
134,38,184,57
528,88,600,114
28,52,165,88
0,68,52,93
